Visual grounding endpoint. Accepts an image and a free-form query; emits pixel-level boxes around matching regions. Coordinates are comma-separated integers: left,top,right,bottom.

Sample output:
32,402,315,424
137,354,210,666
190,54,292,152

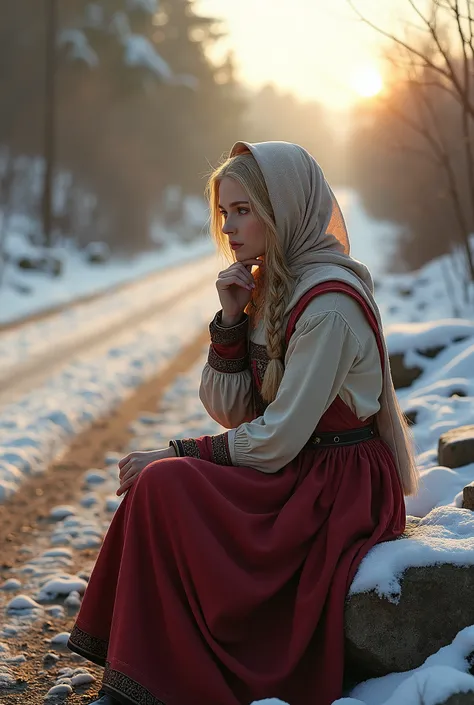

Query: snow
385,319,474,355
0,228,212,326
124,35,173,81
344,626,474,705
350,507,474,600
1,196,474,702
58,29,99,68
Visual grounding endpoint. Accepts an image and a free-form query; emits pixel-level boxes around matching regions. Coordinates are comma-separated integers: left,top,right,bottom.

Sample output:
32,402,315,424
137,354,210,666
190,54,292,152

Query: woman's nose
222,219,234,235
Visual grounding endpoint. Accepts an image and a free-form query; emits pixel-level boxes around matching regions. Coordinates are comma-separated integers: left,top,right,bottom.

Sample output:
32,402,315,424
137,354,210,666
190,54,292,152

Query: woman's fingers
116,478,134,496
120,466,138,484
118,460,133,480
217,273,253,290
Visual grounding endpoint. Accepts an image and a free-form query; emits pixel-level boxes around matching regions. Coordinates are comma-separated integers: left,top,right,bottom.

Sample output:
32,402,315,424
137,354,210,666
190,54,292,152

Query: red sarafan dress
68,282,405,705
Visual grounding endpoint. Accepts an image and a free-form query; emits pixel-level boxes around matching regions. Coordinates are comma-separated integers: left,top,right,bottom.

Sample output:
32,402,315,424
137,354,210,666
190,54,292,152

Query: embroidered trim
211,433,232,465
67,624,108,666
208,346,248,373
170,438,200,459
209,311,249,345
103,661,166,705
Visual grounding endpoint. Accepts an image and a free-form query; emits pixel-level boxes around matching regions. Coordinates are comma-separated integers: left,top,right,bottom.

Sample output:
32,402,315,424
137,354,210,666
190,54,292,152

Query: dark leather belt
306,424,377,448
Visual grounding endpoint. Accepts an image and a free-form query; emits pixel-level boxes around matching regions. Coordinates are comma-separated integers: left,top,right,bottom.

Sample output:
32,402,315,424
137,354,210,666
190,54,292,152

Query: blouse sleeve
170,310,361,470
198,311,254,429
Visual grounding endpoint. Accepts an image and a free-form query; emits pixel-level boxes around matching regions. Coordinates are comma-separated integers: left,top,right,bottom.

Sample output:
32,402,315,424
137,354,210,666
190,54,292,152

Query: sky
195,0,412,109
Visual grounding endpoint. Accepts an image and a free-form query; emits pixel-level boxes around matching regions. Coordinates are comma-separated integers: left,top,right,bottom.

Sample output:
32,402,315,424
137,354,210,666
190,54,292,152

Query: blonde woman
68,141,417,705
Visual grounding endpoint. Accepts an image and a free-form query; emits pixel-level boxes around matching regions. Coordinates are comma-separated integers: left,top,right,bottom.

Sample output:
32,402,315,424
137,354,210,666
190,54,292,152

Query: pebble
2,625,18,636
7,595,42,611
55,676,73,686
0,578,21,591
70,652,86,662
38,576,87,600
49,505,76,521
0,643,10,653
80,493,99,508
45,683,73,697
50,632,70,646
64,591,81,608
71,671,96,686
85,470,107,485
42,548,73,559
43,652,60,665
5,654,26,664
0,671,15,687
45,605,65,619
105,496,120,512
57,667,74,677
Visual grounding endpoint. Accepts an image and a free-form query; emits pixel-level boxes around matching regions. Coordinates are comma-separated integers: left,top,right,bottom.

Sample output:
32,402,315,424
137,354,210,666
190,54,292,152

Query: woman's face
219,177,266,261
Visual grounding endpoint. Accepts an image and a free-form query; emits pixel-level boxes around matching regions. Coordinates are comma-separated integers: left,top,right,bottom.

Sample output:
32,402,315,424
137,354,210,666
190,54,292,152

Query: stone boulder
443,695,474,705
439,426,474,469
345,564,474,678
345,508,474,679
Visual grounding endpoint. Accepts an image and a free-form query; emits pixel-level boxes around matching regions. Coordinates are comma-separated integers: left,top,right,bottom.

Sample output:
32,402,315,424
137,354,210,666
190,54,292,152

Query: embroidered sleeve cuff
208,346,249,373
209,311,249,345
169,432,233,465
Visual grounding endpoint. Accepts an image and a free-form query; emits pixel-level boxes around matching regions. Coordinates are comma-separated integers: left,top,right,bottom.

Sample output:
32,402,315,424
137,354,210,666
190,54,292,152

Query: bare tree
348,0,474,303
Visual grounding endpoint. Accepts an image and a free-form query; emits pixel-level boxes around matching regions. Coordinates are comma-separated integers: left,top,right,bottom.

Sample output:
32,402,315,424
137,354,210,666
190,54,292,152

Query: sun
351,65,384,98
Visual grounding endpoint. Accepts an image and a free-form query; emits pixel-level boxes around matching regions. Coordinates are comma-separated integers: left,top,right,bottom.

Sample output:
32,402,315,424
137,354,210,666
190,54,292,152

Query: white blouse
199,291,383,473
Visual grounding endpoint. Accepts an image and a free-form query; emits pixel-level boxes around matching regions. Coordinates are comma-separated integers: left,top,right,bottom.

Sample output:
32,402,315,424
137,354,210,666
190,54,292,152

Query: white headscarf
230,140,418,496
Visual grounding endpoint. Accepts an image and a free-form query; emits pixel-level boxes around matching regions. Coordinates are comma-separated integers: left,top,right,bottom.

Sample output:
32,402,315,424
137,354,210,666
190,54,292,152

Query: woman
68,141,418,705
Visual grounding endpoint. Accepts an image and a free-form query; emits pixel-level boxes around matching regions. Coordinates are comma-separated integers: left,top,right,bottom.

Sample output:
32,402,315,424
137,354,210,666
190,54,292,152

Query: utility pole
42,0,57,248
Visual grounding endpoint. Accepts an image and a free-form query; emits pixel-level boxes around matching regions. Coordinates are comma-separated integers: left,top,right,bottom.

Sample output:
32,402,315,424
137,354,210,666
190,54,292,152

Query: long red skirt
68,398,405,705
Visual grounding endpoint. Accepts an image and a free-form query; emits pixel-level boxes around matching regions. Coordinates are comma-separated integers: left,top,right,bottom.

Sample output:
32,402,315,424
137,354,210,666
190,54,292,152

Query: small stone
0,579,21,591
439,425,474,469
71,672,95,686
463,483,474,510
57,668,74,677
80,493,99,508
45,683,73,697
105,496,120,513
50,506,76,521
50,632,70,646
43,652,60,665
85,470,107,485
7,595,42,611
5,654,26,664
45,605,65,619
56,677,73,686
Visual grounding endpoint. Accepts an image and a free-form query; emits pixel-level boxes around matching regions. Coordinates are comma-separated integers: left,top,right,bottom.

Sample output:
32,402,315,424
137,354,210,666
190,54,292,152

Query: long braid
260,246,292,403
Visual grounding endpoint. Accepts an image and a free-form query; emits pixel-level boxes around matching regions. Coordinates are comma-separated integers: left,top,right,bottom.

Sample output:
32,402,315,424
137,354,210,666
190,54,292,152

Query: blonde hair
205,152,293,403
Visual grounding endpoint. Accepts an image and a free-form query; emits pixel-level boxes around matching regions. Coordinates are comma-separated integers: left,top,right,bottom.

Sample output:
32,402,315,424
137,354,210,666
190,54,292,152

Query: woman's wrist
221,312,244,327
165,443,177,458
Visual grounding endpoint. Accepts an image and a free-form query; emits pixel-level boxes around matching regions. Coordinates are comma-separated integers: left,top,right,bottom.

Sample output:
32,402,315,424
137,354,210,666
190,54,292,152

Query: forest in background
1,0,474,284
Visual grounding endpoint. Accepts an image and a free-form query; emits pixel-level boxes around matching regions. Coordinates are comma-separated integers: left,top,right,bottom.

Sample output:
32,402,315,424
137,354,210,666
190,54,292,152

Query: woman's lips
230,243,243,250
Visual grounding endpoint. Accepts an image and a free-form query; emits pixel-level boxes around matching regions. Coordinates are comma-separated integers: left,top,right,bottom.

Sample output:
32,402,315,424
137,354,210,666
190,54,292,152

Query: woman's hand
216,259,263,324
116,446,176,496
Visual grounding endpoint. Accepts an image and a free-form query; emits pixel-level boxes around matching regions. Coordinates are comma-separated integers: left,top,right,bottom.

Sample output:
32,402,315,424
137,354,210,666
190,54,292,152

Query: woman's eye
238,208,249,215
219,211,227,219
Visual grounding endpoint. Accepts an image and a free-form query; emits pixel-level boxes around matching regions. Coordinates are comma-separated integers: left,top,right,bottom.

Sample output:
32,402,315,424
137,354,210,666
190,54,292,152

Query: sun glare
351,66,384,98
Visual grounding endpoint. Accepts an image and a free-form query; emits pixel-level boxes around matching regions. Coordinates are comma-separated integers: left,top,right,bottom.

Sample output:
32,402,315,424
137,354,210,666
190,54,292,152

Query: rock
43,652,60,666
389,353,423,390
49,506,76,521
441,695,474,705
345,564,474,678
439,426,474,468
71,672,95,686
0,579,21,591
45,683,73,697
50,632,70,646
463,483,474,511
7,595,42,611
